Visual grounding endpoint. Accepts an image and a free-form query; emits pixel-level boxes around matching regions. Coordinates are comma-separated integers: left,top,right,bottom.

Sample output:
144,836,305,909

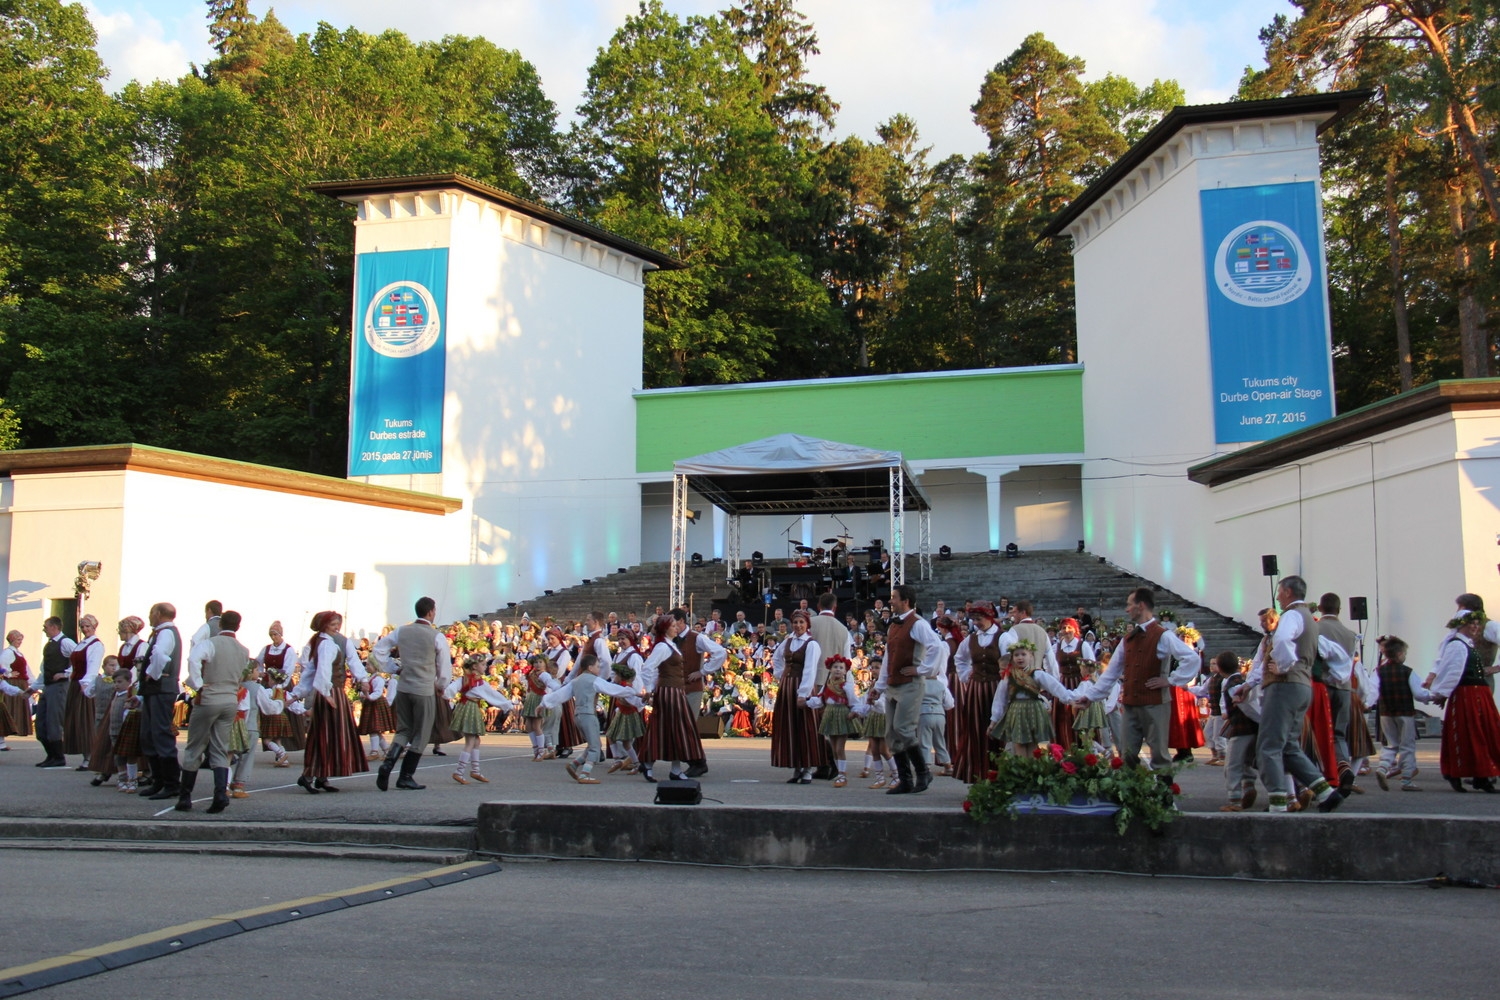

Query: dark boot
149,758,181,800
886,749,915,795
40,740,67,768
376,745,402,791
137,755,163,795
684,759,708,778
205,767,231,814
911,747,932,793
396,751,426,789
174,768,198,811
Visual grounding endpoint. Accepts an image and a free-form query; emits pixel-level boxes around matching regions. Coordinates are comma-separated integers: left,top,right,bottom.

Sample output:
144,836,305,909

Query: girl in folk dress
809,656,859,787
445,655,514,785
228,660,285,798
358,672,398,760
290,611,368,794
255,622,299,762
770,610,821,784
521,654,554,760
1168,625,1206,762
1071,659,1110,751
103,667,142,791
607,643,647,773
858,685,895,787
988,640,1075,759
1051,618,1094,753
638,614,707,783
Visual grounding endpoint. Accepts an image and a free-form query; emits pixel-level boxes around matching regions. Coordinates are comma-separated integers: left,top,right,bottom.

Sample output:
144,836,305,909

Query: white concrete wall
350,188,648,611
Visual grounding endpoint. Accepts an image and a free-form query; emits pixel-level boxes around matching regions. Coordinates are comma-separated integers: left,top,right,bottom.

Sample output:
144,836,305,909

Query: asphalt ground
3,849,1496,1000
0,732,1493,827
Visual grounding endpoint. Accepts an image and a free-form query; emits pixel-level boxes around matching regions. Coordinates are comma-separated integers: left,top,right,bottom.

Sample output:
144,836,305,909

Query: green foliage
964,742,1180,834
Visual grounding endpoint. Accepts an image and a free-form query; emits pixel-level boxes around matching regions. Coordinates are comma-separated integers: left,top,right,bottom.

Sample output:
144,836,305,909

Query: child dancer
1071,659,1109,752
445,655,514,784
1372,635,1430,791
988,640,1075,759
858,685,895,787
521,654,553,760
606,656,646,774
917,666,954,779
810,657,859,787
1212,652,1261,811
544,653,639,784
359,671,398,760
88,656,120,786
228,660,285,798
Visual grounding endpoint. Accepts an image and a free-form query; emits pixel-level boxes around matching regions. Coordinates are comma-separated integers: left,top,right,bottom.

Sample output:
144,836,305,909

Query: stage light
1077,540,1085,553
938,545,952,561
1005,542,1020,559
686,508,701,524
691,552,704,567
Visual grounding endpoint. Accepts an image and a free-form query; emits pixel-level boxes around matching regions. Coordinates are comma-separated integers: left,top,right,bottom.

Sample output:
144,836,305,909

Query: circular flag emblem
1212,220,1312,308
364,280,441,358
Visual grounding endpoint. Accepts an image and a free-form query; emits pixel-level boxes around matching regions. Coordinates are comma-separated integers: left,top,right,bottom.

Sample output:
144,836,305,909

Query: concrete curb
476,801,1500,882
0,817,475,855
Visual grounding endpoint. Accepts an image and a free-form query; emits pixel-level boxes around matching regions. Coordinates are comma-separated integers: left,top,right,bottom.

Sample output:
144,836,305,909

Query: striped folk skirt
430,696,457,746
953,676,1001,783
0,692,32,737
62,682,94,755
302,687,368,778
641,686,703,764
557,700,583,748
1051,672,1084,751
358,697,398,735
113,710,143,760
770,676,818,770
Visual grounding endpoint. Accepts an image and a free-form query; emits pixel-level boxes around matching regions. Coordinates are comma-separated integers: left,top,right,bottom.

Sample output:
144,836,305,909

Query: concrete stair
476,550,1263,658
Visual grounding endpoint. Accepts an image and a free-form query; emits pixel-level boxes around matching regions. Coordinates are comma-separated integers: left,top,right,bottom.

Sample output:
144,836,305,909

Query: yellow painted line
0,860,496,990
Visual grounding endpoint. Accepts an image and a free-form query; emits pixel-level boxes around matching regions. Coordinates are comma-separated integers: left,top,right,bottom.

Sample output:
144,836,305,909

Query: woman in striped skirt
638,615,705,783
952,601,1004,783
546,629,581,759
770,610,820,784
256,623,301,761
290,611,368,793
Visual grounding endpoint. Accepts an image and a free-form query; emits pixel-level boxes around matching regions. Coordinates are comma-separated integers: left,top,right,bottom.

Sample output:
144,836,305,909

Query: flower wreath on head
1008,638,1038,654
824,653,852,670
1175,625,1202,647
1447,610,1489,630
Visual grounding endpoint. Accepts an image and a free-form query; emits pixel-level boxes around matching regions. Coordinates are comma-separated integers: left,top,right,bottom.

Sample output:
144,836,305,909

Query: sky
81,0,1294,159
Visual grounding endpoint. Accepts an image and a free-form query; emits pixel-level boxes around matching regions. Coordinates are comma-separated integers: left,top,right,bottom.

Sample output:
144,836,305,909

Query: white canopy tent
668,433,933,608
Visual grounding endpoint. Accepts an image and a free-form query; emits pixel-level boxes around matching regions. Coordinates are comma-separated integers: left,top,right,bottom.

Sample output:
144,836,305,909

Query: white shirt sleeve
951,634,973,683
989,682,1008,725
907,617,944,679
1161,631,1203,686
371,631,400,673
797,640,820,699
187,639,214,691
1035,670,1078,704
698,634,728,674
81,640,104,696
255,685,285,716
640,643,673,694
1270,608,1305,674
145,630,174,682
1431,638,1472,699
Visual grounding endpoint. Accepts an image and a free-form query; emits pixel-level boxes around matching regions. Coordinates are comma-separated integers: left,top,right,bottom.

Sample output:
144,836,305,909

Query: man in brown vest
1256,576,1344,813
878,585,944,794
1075,587,1199,770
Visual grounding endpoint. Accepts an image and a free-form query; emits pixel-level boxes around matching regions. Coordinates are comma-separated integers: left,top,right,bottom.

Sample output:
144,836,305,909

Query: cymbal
794,545,814,553
822,538,843,545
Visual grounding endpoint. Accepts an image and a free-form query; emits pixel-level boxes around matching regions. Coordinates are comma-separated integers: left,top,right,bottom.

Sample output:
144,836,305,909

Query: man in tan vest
1316,593,1359,794
178,610,249,813
372,596,451,791
1000,600,1058,676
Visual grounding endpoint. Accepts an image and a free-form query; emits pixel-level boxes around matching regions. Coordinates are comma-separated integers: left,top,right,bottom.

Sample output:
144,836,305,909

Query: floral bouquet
963,743,1180,835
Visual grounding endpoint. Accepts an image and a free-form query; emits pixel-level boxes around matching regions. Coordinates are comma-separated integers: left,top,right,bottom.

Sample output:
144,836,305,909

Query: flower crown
1009,638,1038,653
1448,610,1489,630
824,653,852,669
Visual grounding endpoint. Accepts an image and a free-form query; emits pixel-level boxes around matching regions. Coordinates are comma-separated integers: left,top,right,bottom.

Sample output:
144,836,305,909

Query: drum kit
787,533,857,567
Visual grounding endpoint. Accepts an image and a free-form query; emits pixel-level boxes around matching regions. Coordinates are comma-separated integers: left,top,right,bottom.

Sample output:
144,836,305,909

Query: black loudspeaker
654,779,702,805
1350,596,1369,620
1261,554,1279,577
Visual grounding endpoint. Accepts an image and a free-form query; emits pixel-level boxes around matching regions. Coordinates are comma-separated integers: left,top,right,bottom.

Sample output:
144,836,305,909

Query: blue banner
348,248,448,476
1200,182,1334,444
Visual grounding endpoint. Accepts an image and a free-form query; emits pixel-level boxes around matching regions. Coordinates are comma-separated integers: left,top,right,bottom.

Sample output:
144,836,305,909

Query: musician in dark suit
737,560,759,603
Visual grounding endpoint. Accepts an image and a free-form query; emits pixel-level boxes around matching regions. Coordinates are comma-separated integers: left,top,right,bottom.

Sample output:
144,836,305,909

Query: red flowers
1049,744,1064,761
1032,746,1045,758
987,769,998,781
1061,761,1078,774
1083,753,1099,767
1110,757,1124,769
962,799,972,813
1170,783,1182,795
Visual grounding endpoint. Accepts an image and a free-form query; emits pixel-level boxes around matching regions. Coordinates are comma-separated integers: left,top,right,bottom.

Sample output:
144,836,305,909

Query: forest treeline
0,0,1495,474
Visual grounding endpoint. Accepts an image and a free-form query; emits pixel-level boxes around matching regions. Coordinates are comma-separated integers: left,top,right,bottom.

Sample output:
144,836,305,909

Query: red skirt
558,700,583,748
641,686,703,764
1,692,32,737
770,681,818,770
62,682,94,755
953,676,1001,783
730,708,752,736
1051,671,1084,752
357,698,397,735
1440,685,1500,779
303,688,368,778
1168,685,1204,750
1303,681,1338,782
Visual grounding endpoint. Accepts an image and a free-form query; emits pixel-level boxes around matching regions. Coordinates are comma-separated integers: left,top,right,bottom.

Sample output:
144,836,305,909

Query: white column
967,465,1019,552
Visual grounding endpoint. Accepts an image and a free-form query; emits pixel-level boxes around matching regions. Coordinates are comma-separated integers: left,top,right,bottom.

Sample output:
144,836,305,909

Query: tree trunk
1384,158,1414,391
1447,177,1487,378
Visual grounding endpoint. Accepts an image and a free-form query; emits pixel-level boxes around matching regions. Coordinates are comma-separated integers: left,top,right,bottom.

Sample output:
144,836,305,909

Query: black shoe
137,779,163,796
148,763,181,798
376,748,400,791
297,774,322,794
396,752,425,790
314,778,339,792
174,769,199,811
90,775,106,787
557,747,573,758
430,747,447,756
75,764,89,772
786,773,803,784
1448,776,1467,792
886,750,915,795
641,768,657,783
1316,789,1344,813
684,761,708,778
911,750,933,793
1172,749,1193,763
206,768,231,814
796,774,812,784
1474,777,1498,793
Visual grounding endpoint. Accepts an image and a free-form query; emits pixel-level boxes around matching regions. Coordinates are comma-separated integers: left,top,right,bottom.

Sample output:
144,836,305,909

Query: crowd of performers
3,577,1498,812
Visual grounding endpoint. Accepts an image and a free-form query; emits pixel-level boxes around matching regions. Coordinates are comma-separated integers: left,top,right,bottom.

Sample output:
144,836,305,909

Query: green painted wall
635,366,1084,473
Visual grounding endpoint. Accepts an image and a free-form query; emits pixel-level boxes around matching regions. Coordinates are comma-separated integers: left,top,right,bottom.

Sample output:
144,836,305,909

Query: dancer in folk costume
1071,657,1110,751
1213,651,1261,811
917,661,954,780
545,628,582,759
952,601,1005,783
105,667,143,791
988,640,1075,758
1346,646,1379,794
856,685,896,787
358,671,398,760
446,655,514,785
931,616,964,775
370,598,451,791
255,622,301,762
1370,635,1429,791
1051,618,1094,753
177,610,250,813
229,659,285,799
771,610,821,784
544,653,640,784
1167,625,1206,762
35,617,76,768
638,614,707,783
0,630,32,748
290,611,368,794
607,635,647,771
521,654,555,760
428,652,458,757
64,614,106,765
809,654,859,786
1431,610,1500,792
87,655,122,785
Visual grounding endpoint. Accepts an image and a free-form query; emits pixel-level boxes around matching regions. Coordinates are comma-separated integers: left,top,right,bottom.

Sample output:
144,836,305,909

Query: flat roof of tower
1041,90,1372,239
311,173,686,271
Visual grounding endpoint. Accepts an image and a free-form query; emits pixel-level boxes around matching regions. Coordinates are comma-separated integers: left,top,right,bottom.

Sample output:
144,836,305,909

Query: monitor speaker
1260,554,1279,577
1349,596,1368,620
653,779,702,805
